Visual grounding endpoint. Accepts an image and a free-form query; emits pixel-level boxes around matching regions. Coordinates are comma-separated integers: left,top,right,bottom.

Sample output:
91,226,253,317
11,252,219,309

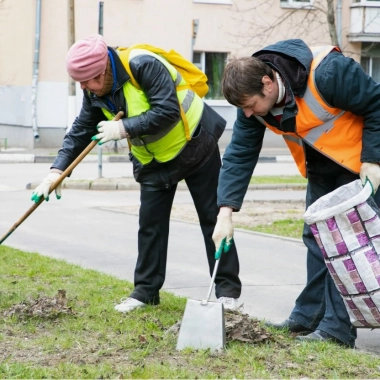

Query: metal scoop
176,257,225,352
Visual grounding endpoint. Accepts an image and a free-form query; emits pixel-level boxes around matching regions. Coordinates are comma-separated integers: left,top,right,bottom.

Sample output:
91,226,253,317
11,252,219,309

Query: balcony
348,1,380,42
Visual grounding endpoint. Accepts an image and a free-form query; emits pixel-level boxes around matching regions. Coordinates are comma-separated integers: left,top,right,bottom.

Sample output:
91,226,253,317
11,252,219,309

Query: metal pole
98,1,104,35
31,0,42,141
67,0,76,134
191,19,199,62
97,1,104,178
100,1,118,155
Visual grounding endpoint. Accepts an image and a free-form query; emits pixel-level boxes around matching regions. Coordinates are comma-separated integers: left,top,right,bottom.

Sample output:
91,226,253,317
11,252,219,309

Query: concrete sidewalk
0,147,302,192
0,146,293,164
26,177,307,192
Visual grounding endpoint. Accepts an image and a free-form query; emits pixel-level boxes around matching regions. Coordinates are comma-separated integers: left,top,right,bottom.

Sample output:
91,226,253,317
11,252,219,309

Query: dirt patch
104,200,306,229
165,309,276,345
3,290,75,320
224,310,274,344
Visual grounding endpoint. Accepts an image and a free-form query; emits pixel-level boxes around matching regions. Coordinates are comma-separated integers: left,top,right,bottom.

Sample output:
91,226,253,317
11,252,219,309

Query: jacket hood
252,39,313,98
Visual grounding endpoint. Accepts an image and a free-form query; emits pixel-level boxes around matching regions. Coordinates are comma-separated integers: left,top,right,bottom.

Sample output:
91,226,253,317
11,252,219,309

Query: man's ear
262,75,273,92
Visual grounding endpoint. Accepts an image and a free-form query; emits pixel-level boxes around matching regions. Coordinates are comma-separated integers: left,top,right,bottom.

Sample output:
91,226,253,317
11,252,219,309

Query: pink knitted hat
66,34,108,82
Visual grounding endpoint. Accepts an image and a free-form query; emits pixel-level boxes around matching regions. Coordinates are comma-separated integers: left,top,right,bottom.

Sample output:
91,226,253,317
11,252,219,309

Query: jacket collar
108,47,130,91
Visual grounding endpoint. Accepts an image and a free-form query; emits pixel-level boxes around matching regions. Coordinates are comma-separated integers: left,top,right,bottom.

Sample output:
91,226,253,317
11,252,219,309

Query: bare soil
106,200,306,228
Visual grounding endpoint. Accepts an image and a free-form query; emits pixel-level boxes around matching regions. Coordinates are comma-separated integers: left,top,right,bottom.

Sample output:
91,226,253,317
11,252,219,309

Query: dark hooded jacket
52,47,226,190
218,39,380,211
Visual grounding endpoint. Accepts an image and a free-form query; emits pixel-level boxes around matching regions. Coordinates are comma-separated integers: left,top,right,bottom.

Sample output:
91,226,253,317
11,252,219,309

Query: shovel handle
205,258,220,302
0,111,124,245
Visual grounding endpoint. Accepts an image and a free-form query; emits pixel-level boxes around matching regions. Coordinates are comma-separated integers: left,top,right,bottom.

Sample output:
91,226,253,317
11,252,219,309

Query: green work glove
215,236,234,260
360,162,380,195
212,213,234,259
31,171,62,203
92,120,126,145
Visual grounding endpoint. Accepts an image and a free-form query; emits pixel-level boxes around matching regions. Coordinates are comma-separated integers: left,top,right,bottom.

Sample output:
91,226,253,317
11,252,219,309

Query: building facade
0,0,379,148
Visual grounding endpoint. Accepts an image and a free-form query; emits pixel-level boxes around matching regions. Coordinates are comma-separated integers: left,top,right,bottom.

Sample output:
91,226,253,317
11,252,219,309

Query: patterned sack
304,180,380,328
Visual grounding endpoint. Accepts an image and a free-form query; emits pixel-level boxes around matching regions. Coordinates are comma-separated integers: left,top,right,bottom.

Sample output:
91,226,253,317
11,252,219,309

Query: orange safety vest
261,46,364,177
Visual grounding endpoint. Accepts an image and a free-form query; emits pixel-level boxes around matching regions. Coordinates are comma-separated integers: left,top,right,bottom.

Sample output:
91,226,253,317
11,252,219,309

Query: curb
26,178,307,191
0,154,294,164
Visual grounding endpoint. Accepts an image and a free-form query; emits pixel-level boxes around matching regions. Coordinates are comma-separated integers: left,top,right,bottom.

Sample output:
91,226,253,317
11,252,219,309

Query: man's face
79,72,105,95
240,75,278,118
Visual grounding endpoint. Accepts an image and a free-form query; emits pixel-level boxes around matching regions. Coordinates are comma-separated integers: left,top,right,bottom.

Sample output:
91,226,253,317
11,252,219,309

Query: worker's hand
92,120,126,145
360,162,380,195
31,171,62,203
212,207,234,259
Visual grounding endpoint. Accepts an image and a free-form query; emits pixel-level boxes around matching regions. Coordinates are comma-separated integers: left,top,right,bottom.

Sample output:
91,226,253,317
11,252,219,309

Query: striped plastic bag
304,180,380,328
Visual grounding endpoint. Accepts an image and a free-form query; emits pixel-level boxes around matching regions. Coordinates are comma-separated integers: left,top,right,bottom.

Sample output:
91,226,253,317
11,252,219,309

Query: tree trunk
326,0,339,46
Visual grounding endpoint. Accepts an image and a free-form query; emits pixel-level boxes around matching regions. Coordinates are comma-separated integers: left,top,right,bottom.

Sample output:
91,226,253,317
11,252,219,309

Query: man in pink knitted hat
31,35,242,314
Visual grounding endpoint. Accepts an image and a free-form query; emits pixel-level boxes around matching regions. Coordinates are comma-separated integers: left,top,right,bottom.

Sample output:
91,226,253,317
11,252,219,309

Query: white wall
0,0,363,148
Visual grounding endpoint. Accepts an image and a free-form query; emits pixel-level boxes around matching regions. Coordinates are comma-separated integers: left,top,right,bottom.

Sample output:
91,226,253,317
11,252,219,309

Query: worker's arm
121,55,181,139
212,108,266,252
217,108,266,211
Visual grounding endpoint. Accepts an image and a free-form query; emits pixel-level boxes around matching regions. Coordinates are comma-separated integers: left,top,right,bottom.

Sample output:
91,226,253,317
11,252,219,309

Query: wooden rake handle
0,111,124,245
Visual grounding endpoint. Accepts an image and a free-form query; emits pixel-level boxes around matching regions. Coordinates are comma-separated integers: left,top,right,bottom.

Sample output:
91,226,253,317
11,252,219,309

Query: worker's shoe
217,297,240,310
296,330,354,348
265,318,313,334
115,297,147,313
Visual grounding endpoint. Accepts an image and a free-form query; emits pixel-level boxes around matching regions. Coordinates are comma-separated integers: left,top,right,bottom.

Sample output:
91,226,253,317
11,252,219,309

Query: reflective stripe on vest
262,46,364,177
101,49,204,165
131,90,195,146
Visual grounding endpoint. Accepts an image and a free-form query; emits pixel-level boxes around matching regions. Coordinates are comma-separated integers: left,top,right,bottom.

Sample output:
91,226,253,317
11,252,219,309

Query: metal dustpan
176,257,225,352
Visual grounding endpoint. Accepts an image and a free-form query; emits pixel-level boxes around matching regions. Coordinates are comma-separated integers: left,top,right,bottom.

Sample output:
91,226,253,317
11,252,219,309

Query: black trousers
130,149,242,305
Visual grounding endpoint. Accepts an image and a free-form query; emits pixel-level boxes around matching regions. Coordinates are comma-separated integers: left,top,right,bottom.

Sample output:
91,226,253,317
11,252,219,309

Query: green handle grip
215,237,234,260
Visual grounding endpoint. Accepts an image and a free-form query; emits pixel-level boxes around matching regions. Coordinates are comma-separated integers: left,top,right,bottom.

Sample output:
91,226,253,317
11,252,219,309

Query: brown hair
221,57,274,107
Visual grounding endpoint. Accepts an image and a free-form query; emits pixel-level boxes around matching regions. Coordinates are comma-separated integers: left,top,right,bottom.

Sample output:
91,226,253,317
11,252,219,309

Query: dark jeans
130,149,242,304
290,151,380,347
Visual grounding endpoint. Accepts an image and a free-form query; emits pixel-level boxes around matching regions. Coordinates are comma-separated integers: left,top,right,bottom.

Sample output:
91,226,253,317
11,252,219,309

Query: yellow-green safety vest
101,49,204,165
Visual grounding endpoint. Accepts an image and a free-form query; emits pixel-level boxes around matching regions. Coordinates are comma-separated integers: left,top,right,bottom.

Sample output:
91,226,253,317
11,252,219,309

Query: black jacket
218,39,380,211
52,47,226,189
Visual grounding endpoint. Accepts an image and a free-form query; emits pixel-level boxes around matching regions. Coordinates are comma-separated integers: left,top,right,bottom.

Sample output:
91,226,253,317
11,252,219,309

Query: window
361,43,380,83
193,52,227,100
280,0,314,8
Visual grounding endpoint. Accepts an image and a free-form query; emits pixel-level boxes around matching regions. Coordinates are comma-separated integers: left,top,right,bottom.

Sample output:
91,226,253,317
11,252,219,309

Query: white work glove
212,207,234,258
31,171,62,203
92,120,126,145
360,162,380,195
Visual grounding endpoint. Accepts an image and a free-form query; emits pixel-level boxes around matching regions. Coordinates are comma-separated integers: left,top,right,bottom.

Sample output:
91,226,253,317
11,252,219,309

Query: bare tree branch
231,0,337,54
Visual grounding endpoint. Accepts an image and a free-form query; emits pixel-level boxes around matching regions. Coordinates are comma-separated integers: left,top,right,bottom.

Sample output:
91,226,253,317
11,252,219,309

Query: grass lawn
1,245,380,379
245,218,304,239
250,176,307,185
248,176,305,239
